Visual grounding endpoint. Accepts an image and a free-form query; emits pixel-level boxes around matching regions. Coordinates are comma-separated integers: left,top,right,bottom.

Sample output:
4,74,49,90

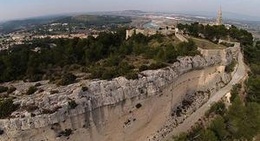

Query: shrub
26,86,38,95
230,84,241,102
225,60,236,73
7,86,16,94
42,109,55,114
135,103,142,109
0,98,19,119
38,89,44,93
42,106,61,114
50,90,59,94
58,73,77,86
89,66,104,79
0,129,4,135
81,86,88,92
59,129,72,137
69,64,81,71
139,65,149,71
68,100,78,109
0,86,8,93
148,62,167,70
34,83,42,87
125,72,139,80
220,42,234,47
101,70,116,80
27,74,42,82
23,104,39,112
208,101,226,116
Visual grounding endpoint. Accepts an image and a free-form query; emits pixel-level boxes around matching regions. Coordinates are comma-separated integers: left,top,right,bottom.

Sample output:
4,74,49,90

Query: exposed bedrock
0,47,239,141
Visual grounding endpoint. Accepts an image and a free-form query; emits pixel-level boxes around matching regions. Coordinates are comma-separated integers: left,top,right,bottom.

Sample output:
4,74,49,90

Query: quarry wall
0,46,240,141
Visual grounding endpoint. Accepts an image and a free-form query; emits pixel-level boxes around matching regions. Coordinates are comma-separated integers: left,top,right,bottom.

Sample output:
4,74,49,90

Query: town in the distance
0,8,259,51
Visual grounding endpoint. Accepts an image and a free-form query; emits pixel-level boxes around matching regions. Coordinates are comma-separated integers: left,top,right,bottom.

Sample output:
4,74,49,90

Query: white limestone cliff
0,46,239,141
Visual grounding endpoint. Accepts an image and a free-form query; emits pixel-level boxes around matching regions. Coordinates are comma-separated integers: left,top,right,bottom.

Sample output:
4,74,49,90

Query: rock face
0,47,240,141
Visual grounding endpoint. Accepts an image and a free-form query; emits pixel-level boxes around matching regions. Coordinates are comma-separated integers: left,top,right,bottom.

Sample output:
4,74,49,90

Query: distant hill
120,10,146,15
0,15,67,33
55,15,131,26
0,14,131,34
86,10,146,17
1,10,259,34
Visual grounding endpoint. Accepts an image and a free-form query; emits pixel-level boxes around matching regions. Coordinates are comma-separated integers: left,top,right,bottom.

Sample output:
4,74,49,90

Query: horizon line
1,9,260,23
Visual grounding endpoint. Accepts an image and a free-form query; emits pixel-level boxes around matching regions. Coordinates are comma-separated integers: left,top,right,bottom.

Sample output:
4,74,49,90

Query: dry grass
148,35,181,48
192,37,226,49
124,55,155,68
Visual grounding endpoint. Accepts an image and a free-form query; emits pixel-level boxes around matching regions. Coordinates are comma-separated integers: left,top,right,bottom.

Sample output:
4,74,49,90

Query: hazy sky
0,0,259,21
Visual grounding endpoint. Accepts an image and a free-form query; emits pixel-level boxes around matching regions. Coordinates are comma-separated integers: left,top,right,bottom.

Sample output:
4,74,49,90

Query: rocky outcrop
0,46,240,141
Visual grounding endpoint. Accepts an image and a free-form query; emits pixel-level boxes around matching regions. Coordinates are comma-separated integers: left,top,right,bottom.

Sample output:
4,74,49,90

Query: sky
0,0,259,21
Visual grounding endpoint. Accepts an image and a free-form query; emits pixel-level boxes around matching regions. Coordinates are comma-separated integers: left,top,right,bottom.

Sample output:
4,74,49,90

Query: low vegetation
34,83,41,87
26,86,38,95
0,98,19,119
244,41,260,103
0,28,199,83
58,129,73,137
220,42,235,47
172,95,260,141
192,37,225,49
206,101,226,117
178,23,253,46
81,86,88,92
0,129,4,135
7,86,16,94
22,104,39,112
0,86,8,93
42,106,61,114
50,90,59,94
58,15,131,28
230,84,241,103
68,100,78,109
225,60,236,73
57,73,77,86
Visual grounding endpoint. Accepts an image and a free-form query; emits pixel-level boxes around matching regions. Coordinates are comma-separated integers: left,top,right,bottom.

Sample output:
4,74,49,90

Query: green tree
58,73,77,86
0,98,19,119
197,129,218,141
210,116,229,140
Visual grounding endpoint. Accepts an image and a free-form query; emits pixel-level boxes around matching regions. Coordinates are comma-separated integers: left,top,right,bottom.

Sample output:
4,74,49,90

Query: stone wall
0,46,240,141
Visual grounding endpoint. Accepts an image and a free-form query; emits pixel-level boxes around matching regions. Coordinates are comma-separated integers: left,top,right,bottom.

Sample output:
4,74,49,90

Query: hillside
55,15,131,26
0,24,258,141
0,15,131,34
0,30,198,83
0,16,67,33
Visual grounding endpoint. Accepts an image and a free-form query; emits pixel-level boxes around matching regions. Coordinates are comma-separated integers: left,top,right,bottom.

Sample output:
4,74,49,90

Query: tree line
177,22,253,46
0,28,199,83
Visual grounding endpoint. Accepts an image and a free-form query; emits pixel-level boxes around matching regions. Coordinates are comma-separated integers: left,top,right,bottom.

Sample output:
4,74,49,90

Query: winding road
164,46,247,140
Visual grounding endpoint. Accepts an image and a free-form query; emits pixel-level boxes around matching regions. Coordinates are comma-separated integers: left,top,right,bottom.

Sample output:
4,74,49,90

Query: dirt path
175,33,188,42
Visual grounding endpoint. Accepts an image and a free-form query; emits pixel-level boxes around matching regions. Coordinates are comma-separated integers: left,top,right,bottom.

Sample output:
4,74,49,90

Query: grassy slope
192,37,226,49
